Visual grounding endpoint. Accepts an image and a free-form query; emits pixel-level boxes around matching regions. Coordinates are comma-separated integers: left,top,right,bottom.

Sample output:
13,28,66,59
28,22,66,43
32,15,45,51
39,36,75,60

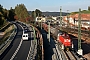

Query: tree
0,4,6,26
7,7,15,21
35,9,42,17
0,4,3,13
88,6,90,11
31,9,42,17
15,4,29,22
31,11,34,18
3,8,8,19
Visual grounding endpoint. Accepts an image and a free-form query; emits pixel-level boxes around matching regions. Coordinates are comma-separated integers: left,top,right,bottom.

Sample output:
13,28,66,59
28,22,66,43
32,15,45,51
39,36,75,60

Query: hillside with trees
14,4,30,22
70,6,90,15
0,4,8,28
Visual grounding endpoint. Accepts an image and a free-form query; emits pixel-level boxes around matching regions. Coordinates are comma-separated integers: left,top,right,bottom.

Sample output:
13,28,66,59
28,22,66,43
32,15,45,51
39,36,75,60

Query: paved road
1,23,23,60
13,41,31,60
12,24,33,60
1,22,35,60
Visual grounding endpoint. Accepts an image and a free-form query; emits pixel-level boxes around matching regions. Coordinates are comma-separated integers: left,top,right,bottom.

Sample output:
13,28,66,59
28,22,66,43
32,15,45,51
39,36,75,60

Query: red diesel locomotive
57,32,73,50
42,23,73,50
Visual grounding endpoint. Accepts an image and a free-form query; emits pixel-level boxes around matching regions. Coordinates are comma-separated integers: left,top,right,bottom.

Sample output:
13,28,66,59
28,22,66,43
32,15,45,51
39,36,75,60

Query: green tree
15,4,29,22
31,9,42,17
88,6,90,11
0,4,6,26
7,7,15,21
3,8,8,19
35,9,42,17
31,11,34,18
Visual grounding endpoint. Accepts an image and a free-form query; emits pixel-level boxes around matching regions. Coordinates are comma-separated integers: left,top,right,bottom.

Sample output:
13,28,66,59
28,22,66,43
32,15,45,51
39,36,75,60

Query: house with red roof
63,14,90,29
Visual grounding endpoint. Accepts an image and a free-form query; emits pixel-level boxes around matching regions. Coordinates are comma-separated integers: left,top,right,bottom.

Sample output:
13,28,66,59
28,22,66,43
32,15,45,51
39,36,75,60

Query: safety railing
0,24,17,55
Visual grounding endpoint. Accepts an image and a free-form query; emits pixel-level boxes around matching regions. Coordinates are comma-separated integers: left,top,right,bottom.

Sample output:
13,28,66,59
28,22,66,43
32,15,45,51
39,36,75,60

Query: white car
22,33,28,40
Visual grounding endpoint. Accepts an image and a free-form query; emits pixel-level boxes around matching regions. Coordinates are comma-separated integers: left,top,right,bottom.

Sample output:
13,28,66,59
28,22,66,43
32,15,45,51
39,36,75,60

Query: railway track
64,50,76,60
42,23,86,60
57,42,80,60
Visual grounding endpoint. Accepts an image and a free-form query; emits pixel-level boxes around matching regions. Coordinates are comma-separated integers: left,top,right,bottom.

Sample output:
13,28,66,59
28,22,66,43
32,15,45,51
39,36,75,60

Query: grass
0,22,9,30
70,10,90,15
81,10,90,14
0,25,14,45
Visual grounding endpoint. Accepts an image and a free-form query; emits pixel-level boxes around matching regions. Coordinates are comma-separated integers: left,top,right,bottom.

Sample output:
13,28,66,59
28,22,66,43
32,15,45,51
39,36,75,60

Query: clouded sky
0,0,90,12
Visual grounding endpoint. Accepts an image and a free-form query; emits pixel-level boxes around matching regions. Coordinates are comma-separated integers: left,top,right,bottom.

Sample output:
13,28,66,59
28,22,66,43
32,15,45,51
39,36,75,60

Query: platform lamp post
77,8,83,55
60,6,62,31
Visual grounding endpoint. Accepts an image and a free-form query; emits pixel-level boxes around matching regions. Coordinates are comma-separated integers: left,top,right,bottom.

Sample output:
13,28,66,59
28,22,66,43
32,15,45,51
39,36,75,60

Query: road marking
10,39,23,60
26,40,32,60
10,23,24,60
26,27,33,60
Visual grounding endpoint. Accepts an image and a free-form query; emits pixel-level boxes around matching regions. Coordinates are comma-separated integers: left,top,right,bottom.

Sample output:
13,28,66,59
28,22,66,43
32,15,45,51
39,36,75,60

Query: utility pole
77,8,83,55
60,6,62,31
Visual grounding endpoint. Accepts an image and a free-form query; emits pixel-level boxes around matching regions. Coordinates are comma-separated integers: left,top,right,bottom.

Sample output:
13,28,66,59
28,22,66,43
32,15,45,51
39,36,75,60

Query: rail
65,50,76,60
57,41,82,60
52,44,62,60
57,42,68,60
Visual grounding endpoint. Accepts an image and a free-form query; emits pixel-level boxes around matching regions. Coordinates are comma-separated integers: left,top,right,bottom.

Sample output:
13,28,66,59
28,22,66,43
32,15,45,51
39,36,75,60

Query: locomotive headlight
64,39,67,42
64,39,71,42
68,40,71,42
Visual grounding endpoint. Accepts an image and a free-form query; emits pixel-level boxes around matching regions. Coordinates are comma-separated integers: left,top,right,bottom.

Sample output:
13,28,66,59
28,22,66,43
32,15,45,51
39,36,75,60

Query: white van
22,33,28,40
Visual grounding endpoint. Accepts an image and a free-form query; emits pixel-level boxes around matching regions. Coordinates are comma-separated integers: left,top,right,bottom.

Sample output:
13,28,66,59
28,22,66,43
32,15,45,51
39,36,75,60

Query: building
36,17,46,22
63,14,90,29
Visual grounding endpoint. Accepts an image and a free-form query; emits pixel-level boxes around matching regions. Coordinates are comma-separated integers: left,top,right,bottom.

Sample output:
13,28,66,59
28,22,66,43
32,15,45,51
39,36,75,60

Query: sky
0,0,90,12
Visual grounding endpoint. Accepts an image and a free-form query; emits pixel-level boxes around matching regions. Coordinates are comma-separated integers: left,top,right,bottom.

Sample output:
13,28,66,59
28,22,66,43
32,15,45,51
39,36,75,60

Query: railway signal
77,8,83,55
